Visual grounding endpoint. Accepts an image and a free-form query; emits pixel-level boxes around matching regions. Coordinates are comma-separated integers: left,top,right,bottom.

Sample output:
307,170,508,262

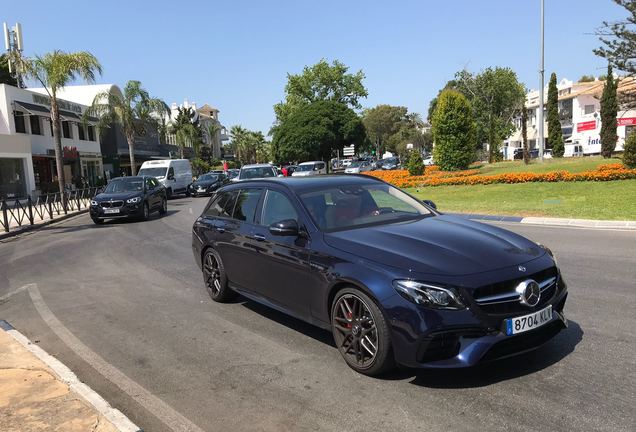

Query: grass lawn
474,156,623,176
406,180,636,220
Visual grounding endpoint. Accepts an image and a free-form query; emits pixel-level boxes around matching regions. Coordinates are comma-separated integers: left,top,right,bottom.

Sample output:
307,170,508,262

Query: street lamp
538,0,545,162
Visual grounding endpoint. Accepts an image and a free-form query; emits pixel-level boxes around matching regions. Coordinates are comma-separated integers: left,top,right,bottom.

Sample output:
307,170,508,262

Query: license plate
104,208,120,214
505,305,552,335
198,188,205,192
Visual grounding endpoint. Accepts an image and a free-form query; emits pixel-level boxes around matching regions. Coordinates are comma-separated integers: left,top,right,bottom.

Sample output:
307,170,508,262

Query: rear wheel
331,288,394,376
202,248,235,302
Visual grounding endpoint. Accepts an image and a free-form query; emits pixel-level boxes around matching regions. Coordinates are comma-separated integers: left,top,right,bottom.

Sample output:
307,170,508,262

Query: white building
504,77,631,159
0,84,102,198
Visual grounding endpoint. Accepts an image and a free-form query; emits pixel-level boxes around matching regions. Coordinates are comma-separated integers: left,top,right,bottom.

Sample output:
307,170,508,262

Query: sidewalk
0,208,88,240
449,213,636,230
0,321,139,431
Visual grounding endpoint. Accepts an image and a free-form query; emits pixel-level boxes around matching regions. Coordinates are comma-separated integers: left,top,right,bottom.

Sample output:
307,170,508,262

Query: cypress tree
600,64,618,158
431,90,476,171
547,73,564,157
521,105,529,164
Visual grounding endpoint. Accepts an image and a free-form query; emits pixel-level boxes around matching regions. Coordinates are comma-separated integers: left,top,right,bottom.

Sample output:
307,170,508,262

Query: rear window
232,189,263,222
239,167,276,180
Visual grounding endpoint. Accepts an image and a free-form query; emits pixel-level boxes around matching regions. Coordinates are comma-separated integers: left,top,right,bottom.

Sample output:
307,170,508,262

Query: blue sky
3,0,626,134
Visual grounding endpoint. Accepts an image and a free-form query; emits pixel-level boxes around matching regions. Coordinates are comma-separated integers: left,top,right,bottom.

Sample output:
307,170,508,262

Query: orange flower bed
364,165,636,188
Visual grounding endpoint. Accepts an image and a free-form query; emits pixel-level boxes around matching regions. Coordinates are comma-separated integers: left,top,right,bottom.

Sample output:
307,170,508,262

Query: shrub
623,132,636,168
406,151,425,176
191,158,212,176
431,90,476,171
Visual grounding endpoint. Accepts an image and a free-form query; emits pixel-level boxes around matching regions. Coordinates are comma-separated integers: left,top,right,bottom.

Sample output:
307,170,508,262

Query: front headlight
126,196,142,204
90,200,98,206
393,280,465,310
536,242,557,265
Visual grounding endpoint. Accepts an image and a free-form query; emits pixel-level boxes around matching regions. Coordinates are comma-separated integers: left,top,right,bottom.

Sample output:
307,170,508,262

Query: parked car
192,175,568,376
138,159,192,199
227,169,240,180
237,164,279,181
90,176,166,224
344,160,373,174
341,158,353,167
423,155,435,166
292,161,327,176
188,172,230,197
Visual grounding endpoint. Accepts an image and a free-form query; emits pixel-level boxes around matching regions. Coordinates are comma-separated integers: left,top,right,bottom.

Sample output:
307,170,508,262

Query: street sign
343,145,355,156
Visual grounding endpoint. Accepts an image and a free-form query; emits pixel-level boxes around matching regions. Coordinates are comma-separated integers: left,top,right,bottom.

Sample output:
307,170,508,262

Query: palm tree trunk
50,100,67,209
127,132,137,175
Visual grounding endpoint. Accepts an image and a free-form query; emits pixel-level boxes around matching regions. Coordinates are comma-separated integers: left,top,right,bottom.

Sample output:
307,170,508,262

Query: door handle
253,233,266,241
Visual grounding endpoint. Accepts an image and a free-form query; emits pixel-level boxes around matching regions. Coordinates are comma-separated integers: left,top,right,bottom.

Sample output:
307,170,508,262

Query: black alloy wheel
158,198,167,216
91,217,104,225
142,202,150,221
331,288,394,376
202,249,235,302
166,188,172,200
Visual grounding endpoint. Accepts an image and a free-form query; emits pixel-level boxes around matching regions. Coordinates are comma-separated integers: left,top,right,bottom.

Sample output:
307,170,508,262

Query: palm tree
14,50,102,197
205,122,221,158
86,80,168,175
230,125,248,164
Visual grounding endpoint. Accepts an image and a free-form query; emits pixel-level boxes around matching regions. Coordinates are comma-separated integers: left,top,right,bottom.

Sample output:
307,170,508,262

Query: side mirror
422,199,437,209
269,219,299,236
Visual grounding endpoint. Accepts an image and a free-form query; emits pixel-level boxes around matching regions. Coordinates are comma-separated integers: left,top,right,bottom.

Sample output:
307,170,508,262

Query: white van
138,159,192,198
292,161,327,176
564,143,584,158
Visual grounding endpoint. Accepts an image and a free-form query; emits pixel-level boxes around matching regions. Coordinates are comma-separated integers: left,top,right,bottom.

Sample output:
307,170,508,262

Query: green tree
596,1,636,77
623,131,636,168
427,79,460,122
229,126,268,165
455,67,526,162
0,54,18,86
15,50,101,197
86,80,168,175
272,100,365,164
431,90,476,170
274,59,367,124
578,75,596,82
600,64,619,158
521,105,530,165
406,150,425,176
362,105,408,155
171,107,202,159
547,73,565,157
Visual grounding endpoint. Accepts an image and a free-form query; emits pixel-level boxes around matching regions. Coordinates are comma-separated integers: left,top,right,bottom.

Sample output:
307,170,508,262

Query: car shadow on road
389,320,583,388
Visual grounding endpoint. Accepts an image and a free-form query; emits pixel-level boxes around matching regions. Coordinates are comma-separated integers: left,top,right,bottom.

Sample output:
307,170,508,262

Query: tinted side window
261,190,298,226
204,191,237,218
233,189,262,222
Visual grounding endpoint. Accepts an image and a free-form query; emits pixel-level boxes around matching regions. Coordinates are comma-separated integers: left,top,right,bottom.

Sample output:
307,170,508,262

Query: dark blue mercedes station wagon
191,175,568,376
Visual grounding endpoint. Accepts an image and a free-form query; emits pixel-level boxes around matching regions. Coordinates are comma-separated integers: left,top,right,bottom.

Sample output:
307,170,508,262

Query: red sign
617,117,636,126
576,120,597,132
63,146,79,160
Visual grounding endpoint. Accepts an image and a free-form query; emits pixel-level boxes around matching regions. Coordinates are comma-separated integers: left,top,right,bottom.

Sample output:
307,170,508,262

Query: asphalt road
0,197,634,432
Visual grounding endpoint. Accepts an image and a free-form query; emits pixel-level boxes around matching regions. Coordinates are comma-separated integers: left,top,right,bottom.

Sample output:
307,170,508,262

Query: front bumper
384,278,568,369
89,203,144,219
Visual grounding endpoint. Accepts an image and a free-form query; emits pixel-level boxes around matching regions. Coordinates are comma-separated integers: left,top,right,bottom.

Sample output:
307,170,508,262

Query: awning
59,110,81,122
13,100,51,116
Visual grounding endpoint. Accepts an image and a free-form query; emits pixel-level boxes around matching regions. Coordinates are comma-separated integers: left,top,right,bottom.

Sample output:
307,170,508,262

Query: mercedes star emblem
515,279,541,307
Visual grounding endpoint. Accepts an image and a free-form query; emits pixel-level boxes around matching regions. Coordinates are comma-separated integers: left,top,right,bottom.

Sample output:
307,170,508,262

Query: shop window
0,158,27,199
78,124,86,140
14,111,26,133
87,125,96,141
62,121,72,139
30,115,42,135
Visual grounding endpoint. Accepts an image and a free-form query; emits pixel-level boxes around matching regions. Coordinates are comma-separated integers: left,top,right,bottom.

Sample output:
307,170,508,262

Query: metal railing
1,187,101,233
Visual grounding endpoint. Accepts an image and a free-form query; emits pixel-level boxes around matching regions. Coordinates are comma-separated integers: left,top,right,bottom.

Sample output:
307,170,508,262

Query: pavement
0,196,635,432
0,321,129,431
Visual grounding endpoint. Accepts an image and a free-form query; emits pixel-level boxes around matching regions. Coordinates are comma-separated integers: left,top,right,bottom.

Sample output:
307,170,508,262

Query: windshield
381,158,397,165
104,178,144,193
348,162,361,168
227,170,239,179
138,167,167,178
300,183,432,231
197,174,219,182
297,164,316,172
239,167,276,180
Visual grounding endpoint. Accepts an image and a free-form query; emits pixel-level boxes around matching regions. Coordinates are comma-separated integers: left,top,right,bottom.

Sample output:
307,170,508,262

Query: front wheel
141,202,150,221
166,188,172,200
91,217,104,225
331,288,394,376
202,248,236,302
158,198,167,216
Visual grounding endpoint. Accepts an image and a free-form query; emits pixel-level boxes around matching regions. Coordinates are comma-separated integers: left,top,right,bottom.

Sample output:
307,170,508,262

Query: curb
0,209,88,241
448,212,636,230
0,319,142,432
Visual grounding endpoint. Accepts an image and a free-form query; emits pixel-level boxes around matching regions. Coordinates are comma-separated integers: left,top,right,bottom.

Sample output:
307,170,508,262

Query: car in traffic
90,176,167,224
237,164,279,181
138,159,192,198
192,175,568,376
378,157,399,170
227,169,240,180
292,161,327,176
344,160,373,174
423,155,435,166
188,172,230,197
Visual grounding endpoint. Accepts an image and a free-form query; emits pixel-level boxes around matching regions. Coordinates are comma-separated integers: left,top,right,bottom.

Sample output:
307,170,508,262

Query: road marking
0,284,31,303
2,320,142,432
27,283,206,432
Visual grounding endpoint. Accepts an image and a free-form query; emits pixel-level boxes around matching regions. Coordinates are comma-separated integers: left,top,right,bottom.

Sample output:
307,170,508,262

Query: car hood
95,191,142,201
323,215,545,276
192,180,218,187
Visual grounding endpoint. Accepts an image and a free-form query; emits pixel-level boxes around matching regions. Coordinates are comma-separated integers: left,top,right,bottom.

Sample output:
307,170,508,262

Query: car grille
472,267,559,316
100,200,124,208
